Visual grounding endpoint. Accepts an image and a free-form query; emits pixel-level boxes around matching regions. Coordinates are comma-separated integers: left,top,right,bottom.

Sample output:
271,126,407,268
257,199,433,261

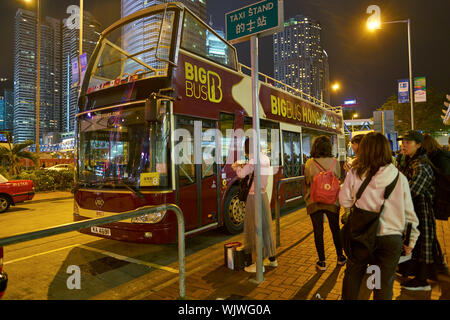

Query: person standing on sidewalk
232,138,277,273
398,131,436,291
304,135,346,271
340,132,419,300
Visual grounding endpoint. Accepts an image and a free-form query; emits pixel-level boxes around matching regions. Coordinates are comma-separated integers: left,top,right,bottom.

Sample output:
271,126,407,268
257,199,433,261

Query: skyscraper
14,9,61,143
122,0,206,22
273,15,330,104
120,0,207,73
61,11,101,133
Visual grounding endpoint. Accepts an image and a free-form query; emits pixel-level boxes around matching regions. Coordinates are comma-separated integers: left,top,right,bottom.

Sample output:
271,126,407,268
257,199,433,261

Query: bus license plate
91,226,111,236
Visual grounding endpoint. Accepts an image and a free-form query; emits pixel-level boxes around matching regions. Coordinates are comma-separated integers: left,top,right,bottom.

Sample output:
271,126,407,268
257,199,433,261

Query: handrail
238,63,342,115
274,176,305,247
0,204,186,299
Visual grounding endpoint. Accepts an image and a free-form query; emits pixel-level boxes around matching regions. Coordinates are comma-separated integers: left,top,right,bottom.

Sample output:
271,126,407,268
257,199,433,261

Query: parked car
46,164,73,171
0,246,7,299
0,174,35,213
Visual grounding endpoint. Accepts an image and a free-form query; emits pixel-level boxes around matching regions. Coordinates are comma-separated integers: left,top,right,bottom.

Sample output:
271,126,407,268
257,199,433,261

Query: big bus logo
185,62,223,103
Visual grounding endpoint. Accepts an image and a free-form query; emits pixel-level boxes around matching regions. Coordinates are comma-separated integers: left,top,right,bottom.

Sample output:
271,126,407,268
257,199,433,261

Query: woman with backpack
304,135,346,271
340,132,419,300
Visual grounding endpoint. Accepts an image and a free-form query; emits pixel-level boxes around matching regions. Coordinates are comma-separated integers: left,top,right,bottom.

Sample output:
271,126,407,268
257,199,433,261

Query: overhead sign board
414,76,426,103
225,0,283,44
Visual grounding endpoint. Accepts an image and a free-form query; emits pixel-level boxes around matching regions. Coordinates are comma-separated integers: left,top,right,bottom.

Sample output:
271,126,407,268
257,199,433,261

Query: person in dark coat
398,131,437,291
422,134,450,278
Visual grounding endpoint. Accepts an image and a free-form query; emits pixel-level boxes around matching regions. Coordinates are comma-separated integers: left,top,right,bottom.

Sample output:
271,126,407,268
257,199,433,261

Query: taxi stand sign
226,0,284,44
225,0,284,284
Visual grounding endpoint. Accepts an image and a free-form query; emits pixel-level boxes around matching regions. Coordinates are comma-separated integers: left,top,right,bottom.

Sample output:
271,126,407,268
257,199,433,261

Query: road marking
78,245,179,274
4,243,179,274
4,244,82,265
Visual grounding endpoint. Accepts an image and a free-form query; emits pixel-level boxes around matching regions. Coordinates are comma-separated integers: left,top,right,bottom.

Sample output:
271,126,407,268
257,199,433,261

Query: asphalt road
0,197,242,300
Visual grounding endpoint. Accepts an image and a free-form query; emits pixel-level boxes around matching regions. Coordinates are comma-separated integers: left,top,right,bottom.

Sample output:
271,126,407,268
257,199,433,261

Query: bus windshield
77,103,171,190
87,9,176,93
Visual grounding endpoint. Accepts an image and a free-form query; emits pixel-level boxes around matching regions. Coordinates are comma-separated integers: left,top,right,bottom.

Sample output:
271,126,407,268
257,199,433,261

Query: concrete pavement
30,191,450,300
138,208,450,301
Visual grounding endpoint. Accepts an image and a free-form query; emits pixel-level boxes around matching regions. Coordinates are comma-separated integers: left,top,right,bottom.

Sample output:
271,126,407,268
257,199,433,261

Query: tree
379,87,448,135
0,138,38,176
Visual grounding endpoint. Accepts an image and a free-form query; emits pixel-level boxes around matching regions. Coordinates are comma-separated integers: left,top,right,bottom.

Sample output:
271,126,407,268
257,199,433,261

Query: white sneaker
264,259,278,267
244,263,265,273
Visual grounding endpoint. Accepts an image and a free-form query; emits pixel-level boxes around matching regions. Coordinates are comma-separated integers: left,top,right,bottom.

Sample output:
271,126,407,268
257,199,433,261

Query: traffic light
442,94,450,125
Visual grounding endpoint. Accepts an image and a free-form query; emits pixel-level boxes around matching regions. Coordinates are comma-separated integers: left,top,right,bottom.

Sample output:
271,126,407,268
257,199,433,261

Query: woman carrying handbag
339,132,419,300
232,138,277,273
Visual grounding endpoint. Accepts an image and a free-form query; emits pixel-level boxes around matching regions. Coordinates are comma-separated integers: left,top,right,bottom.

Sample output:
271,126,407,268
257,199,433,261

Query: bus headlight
131,210,166,224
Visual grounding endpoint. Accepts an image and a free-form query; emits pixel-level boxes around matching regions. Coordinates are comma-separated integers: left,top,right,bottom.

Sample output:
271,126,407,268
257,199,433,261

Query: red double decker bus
74,2,344,244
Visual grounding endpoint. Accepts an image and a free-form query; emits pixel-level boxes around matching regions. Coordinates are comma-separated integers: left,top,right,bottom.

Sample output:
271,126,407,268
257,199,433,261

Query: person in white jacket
340,132,419,300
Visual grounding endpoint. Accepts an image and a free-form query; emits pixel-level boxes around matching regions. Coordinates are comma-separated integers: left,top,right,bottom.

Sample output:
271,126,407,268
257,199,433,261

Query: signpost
226,0,283,283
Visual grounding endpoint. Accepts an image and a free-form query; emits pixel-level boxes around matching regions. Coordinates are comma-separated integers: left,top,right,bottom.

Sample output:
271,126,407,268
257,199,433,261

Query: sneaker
264,259,278,267
244,263,265,273
316,261,326,271
401,278,431,291
337,255,347,266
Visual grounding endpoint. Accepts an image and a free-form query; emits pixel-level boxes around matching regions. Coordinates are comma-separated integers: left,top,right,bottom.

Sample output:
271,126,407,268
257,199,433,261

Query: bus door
175,116,218,230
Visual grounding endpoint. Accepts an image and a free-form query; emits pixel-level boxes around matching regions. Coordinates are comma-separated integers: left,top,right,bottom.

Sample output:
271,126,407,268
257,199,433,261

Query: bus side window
219,113,235,165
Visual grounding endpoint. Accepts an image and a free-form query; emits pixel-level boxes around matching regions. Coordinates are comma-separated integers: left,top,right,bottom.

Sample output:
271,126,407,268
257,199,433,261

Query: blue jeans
342,235,403,300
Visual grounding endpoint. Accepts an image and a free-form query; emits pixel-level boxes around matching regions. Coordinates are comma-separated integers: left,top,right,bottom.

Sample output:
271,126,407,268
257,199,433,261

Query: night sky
1,0,449,118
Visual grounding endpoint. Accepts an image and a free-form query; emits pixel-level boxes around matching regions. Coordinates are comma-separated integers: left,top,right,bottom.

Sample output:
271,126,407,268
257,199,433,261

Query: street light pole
407,19,414,130
36,0,41,158
379,19,415,130
79,0,83,55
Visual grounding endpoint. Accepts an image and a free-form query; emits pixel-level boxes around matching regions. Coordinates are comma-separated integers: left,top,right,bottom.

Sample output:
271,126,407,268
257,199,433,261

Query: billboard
398,79,409,104
71,56,79,87
414,77,426,102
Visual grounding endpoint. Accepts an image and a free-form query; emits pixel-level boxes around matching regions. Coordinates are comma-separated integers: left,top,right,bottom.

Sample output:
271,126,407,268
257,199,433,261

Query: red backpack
310,158,340,204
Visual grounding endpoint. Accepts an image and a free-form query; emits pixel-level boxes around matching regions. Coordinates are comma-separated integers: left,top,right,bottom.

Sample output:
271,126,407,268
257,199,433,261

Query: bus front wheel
223,186,245,234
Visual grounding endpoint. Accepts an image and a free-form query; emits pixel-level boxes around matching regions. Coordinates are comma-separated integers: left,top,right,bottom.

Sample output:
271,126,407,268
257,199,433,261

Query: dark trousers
342,235,403,300
309,210,343,262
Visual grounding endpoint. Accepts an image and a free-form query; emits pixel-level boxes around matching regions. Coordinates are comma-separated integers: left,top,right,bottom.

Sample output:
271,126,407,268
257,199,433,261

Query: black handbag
341,171,399,262
238,172,254,202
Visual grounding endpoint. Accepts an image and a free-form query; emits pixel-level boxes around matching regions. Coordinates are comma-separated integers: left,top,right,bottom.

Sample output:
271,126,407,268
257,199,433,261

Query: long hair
352,132,393,178
422,134,441,156
310,135,333,158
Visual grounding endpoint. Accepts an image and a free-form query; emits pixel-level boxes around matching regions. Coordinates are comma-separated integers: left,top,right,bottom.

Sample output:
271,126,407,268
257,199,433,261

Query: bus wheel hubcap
229,197,245,226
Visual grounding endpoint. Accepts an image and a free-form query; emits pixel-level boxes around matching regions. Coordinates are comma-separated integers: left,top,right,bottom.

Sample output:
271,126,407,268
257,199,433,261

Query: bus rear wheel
223,186,245,234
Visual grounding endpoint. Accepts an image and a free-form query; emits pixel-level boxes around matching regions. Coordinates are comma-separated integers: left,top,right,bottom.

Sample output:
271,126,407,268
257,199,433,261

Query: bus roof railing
238,63,342,116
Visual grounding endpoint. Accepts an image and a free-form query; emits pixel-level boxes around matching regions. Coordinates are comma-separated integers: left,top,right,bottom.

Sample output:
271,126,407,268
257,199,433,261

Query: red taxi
0,174,35,213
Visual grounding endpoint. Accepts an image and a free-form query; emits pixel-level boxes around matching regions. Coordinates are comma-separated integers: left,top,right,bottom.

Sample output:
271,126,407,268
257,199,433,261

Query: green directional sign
226,0,283,44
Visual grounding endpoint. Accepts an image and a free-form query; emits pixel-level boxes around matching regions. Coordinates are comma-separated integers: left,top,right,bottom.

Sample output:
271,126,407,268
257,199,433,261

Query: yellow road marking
4,243,179,274
4,244,82,265
78,245,179,274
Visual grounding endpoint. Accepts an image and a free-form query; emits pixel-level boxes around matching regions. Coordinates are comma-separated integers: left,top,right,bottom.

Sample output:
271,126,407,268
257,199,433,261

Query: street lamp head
331,83,340,92
353,113,359,119
367,20,381,31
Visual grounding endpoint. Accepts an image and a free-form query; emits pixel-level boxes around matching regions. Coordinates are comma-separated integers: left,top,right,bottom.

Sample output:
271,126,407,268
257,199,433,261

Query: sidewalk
138,207,450,300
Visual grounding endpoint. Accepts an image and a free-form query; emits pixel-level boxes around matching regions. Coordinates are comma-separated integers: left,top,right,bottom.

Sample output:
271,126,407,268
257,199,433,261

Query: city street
0,194,236,300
